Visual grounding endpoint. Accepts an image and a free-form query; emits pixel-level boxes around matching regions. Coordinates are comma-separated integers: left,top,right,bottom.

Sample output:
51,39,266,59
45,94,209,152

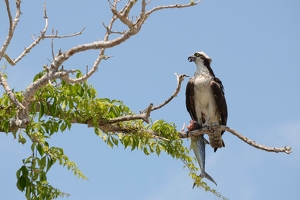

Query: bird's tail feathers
213,139,225,152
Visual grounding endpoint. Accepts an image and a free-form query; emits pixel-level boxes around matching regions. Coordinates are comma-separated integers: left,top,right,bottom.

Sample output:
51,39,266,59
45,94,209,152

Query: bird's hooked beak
188,55,196,62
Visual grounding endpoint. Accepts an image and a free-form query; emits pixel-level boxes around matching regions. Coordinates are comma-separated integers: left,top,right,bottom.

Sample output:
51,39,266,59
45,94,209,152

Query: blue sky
1,0,299,200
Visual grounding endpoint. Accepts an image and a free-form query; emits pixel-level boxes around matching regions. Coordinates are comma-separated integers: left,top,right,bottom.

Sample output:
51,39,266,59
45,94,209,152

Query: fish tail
201,171,217,186
192,172,217,188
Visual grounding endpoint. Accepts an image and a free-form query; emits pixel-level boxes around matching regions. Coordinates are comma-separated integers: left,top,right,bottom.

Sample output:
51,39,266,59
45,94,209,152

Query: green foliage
0,93,18,135
1,70,226,199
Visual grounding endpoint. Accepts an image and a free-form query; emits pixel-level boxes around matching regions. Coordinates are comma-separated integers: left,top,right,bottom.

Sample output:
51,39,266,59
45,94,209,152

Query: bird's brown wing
210,77,228,152
210,77,228,126
185,78,198,121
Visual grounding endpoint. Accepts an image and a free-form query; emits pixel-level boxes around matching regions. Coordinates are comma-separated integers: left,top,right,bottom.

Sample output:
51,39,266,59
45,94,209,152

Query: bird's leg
203,118,214,133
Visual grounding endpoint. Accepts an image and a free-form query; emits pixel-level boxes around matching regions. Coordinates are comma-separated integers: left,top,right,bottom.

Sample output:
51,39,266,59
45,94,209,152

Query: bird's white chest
194,76,214,106
193,75,217,124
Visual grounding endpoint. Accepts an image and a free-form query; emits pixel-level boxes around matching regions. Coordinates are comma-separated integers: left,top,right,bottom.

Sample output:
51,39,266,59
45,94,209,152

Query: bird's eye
194,53,200,57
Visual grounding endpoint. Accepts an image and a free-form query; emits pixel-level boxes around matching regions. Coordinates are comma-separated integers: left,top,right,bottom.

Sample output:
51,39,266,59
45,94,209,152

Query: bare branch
100,103,153,125
5,2,48,65
110,5,136,31
122,0,136,18
145,0,202,17
102,22,125,34
0,0,21,61
51,28,55,60
44,27,85,39
49,1,201,71
141,73,189,113
0,72,25,110
3,3,85,66
136,0,147,27
179,125,292,154
59,51,110,84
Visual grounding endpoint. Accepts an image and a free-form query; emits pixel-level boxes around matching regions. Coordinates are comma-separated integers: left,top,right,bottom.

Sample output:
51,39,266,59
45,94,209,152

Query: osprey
186,51,228,152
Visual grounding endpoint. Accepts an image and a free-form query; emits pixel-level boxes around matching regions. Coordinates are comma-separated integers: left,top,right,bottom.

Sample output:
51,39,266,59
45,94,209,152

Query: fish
187,120,217,187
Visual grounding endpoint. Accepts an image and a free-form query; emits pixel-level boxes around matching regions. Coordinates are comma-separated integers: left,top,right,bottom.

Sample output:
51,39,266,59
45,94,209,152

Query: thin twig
51,28,55,59
146,0,201,17
44,27,85,39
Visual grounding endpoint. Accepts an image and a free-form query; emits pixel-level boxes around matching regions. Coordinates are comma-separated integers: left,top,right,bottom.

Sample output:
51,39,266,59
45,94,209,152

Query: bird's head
188,51,214,76
188,51,212,65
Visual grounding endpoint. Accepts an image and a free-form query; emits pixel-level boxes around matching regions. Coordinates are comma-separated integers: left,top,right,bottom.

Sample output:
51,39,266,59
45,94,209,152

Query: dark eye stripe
194,53,200,57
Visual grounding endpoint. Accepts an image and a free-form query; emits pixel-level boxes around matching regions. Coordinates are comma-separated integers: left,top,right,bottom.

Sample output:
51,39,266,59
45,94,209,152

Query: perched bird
187,120,217,187
185,51,228,152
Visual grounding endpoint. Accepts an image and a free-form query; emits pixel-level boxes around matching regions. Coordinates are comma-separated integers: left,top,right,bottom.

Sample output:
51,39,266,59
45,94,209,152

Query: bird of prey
185,51,228,152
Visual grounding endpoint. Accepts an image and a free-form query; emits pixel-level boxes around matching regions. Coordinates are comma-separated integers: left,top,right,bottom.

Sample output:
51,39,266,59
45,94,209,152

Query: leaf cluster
1,70,226,199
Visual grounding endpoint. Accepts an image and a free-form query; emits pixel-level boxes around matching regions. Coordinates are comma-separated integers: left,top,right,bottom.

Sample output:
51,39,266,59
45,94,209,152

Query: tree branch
145,0,202,17
58,52,111,84
179,125,292,154
0,0,21,61
150,73,189,112
44,28,85,39
0,72,25,110
2,3,85,66
50,1,200,70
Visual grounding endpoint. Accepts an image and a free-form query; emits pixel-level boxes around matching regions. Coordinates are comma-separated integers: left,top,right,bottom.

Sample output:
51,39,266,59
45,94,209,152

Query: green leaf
156,145,161,156
16,176,25,191
42,101,48,115
94,128,102,136
39,101,44,119
60,122,67,132
37,143,44,156
143,147,150,156
107,137,114,148
40,156,47,170
111,137,118,146
31,142,36,152
30,101,37,113
16,169,21,180
46,157,54,172
33,71,44,81
123,136,130,148
131,139,136,151
2,120,10,133
61,101,66,110
17,175,30,192
40,171,47,182
50,103,57,116
18,133,26,144
25,185,31,199
69,100,74,110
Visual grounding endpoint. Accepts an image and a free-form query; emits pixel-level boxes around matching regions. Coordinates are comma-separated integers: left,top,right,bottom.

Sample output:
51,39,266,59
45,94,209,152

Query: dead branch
48,1,200,70
145,0,202,17
44,27,85,39
98,103,153,125
148,73,189,112
2,3,85,66
0,0,21,61
179,125,292,154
